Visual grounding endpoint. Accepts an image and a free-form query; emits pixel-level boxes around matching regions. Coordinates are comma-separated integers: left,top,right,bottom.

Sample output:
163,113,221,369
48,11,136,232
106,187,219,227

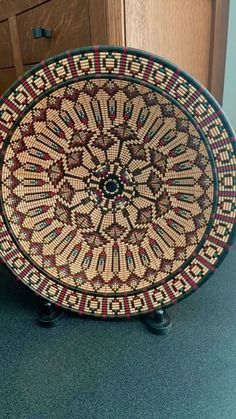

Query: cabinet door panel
0,21,14,68
0,68,17,94
17,0,91,64
0,1,48,21
125,0,212,87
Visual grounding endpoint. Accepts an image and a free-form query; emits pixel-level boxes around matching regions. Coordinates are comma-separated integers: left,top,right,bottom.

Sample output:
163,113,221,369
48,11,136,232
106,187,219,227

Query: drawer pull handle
32,27,52,39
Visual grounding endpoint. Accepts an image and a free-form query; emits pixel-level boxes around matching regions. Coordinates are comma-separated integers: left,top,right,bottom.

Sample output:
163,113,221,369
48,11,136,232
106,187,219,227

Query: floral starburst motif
75,212,93,229
126,229,147,246
93,134,115,150
58,180,75,203
47,159,64,187
70,129,92,148
105,223,126,239
66,151,83,170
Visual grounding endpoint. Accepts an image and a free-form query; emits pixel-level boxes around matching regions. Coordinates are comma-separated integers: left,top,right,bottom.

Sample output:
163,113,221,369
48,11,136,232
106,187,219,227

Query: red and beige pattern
0,46,235,317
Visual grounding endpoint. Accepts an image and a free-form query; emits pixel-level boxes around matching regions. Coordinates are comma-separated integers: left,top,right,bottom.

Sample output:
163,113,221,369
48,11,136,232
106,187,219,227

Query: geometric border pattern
0,45,235,317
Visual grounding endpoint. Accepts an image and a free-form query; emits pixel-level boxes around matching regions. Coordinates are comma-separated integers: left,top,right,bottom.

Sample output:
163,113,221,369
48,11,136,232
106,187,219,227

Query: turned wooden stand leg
38,299,67,327
143,309,172,335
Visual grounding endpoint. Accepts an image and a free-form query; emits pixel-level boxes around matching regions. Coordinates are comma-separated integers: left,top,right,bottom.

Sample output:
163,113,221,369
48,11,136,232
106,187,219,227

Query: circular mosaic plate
0,46,235,318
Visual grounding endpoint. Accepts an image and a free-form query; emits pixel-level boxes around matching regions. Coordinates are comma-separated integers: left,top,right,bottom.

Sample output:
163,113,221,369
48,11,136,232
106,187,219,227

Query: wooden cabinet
0,0,108,94
0,0,229,104
0,68,16,93
124,0,229,105
0,20,14,68
0,1,48,21
17,0,91,64
125,0,212,88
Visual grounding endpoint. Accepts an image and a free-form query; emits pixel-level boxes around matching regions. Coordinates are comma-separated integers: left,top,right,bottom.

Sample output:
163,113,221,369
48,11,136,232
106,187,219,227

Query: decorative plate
0,46,235,317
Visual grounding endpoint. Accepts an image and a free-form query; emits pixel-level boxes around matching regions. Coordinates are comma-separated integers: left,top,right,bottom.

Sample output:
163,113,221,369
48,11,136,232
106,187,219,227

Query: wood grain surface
0,0,48,21
125,0,212,87
0,0,229,103
106,0,125,45
89,0,107,45
0,67,16,94
9,15,24,77
17,0,91,64
0,20,14,68
208,0,229,104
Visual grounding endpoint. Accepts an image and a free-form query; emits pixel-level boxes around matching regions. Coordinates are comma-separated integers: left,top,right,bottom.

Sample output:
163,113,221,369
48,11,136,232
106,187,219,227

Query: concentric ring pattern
0,46,235,317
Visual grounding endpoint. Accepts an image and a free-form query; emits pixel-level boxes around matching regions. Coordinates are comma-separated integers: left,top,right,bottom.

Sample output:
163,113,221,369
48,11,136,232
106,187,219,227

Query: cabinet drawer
0,68,17,94
0,20,14,68
0,1,48,21
17,0,91,64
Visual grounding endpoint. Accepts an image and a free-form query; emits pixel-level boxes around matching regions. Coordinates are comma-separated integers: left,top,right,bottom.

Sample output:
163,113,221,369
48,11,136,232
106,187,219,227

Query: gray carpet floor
1,247,236,419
